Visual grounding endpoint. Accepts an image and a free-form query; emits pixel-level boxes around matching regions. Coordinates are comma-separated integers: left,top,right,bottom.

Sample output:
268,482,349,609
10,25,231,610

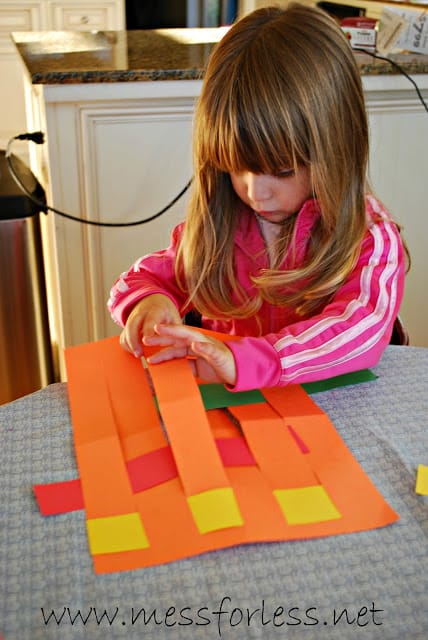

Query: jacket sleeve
226,216,406,391
107,223,188,327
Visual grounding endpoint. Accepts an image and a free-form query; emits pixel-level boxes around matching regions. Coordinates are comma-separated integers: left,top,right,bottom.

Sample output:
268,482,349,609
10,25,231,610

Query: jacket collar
234,198,321,264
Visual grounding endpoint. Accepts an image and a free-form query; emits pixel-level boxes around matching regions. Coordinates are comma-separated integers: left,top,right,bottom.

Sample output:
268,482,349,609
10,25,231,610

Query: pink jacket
108,195,405,391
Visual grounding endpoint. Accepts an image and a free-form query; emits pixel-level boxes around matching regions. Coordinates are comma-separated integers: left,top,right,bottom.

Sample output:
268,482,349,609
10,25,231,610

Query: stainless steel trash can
0,149,53,404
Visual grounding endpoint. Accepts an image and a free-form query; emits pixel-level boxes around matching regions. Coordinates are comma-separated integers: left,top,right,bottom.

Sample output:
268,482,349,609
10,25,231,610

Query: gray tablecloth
1,345,427,640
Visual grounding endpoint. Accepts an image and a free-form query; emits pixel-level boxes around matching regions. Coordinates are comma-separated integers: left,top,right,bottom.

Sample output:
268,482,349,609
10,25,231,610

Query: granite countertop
12,27,428,85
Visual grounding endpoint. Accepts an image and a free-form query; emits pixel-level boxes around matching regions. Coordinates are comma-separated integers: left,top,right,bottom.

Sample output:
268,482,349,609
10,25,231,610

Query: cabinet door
48,1,124,31
0,2,44,52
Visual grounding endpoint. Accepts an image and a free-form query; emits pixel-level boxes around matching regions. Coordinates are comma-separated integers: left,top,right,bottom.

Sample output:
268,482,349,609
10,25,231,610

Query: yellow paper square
87,512,150,555
415,464,428,496
274,485,341,525
187,487,244,534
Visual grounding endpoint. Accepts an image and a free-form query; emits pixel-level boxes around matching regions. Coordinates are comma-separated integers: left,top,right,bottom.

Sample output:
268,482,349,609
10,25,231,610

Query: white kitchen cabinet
21,70,428,379
364,74,428,350
24,79,200,379
0,1,125,153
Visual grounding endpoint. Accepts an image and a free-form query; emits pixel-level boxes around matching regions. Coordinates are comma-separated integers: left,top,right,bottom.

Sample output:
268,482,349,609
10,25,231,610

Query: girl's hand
143,324,237,386
120,294,182,357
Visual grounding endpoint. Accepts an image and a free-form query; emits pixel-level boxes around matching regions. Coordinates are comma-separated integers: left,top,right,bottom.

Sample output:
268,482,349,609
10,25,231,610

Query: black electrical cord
353,48,428,114
5,132,192,227
6,52,426,225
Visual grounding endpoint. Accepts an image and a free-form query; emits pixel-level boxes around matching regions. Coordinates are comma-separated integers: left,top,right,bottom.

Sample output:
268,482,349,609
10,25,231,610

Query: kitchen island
12,28,428,379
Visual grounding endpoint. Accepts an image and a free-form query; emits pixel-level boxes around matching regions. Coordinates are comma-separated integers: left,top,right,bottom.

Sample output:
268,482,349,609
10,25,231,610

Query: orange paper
146,358,231,496
55,336,399,573
230,403,319,489
65,342,140,520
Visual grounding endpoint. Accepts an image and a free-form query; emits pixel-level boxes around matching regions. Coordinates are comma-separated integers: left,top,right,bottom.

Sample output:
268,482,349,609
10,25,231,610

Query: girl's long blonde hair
176,3,370,320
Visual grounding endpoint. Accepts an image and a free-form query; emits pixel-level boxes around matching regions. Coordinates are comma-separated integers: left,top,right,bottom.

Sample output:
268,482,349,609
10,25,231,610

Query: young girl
108,3,406,391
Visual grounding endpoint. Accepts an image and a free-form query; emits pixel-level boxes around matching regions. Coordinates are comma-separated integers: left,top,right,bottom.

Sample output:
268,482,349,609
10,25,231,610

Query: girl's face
230,167,312,223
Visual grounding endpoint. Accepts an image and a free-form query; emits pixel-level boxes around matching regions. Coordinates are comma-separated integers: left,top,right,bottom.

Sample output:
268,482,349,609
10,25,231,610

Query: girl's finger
143,334,183,347
146,345,191,364
154,323,207,344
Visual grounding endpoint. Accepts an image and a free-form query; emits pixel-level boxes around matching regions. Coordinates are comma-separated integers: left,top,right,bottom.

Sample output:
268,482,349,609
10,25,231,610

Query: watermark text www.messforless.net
41,596,384,636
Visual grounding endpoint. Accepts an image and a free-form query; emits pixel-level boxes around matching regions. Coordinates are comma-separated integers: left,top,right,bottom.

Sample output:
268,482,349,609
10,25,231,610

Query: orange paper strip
146,358,231,496
262,384,324,418
72,431,136,519
91,337,166,459
230,403,318,489
65,342,119,446
291,413,400,529
65,342,141,521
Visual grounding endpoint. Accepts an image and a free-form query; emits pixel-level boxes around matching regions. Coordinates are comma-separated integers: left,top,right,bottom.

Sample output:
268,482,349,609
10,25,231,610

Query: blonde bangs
197,96,306,174
195,28,308,176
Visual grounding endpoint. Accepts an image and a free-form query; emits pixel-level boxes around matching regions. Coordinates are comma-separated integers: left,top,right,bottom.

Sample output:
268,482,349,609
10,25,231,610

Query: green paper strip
153,369,377,412
199,384,265,410
153,384,264,412
302,369,377,394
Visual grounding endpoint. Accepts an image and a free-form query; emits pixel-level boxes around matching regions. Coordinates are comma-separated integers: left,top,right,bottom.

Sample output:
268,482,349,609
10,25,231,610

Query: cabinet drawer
0,3,43,50
49,2,120,31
